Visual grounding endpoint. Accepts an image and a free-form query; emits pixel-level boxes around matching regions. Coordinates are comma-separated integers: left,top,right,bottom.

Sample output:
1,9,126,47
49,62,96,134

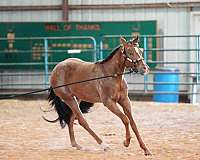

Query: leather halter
121,46,144,72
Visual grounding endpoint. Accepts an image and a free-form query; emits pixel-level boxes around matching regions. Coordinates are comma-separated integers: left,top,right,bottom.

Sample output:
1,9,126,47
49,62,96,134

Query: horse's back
50,58,96,86
60,58,93,66
53,58,93,71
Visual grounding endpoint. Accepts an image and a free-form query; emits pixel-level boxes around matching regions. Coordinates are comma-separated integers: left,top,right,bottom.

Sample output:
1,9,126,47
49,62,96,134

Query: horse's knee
122,115,130,126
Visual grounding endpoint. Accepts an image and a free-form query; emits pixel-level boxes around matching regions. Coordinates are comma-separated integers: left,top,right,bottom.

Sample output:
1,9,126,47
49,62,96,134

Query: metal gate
0,36,97,92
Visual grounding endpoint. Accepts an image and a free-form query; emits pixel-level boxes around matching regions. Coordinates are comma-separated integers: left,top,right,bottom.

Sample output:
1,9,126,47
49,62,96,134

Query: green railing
0,35,200,103
99,35,200,103
0,36,97,88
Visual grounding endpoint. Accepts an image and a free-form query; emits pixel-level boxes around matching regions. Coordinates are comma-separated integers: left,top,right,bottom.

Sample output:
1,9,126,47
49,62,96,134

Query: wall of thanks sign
0,21,156,69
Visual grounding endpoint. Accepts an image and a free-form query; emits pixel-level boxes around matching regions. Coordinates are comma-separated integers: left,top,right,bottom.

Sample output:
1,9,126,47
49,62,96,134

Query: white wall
0,11,62,22
0,0,62,22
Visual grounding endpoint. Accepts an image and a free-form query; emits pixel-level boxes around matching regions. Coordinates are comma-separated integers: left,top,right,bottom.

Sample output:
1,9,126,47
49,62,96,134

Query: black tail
47,87,93,128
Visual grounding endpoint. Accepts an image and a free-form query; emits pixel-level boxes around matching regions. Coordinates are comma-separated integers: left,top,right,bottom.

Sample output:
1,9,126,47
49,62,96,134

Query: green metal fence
0,36,97,89
0,35,200,103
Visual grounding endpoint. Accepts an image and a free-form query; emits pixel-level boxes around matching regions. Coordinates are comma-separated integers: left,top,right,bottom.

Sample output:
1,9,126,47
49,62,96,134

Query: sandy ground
0,99,200,160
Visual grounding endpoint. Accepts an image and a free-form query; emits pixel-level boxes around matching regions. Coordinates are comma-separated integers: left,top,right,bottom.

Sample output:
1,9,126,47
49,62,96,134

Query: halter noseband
126,56,144,64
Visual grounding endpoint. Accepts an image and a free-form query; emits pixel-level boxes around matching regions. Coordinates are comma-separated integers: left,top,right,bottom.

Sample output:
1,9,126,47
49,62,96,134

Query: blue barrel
153,68,179,103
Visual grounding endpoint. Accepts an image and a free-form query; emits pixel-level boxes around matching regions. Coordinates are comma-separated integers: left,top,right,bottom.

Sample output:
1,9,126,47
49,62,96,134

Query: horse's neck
102,49,125,75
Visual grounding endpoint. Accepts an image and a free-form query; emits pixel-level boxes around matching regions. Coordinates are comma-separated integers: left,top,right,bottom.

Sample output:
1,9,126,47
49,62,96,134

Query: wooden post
62,0,68,21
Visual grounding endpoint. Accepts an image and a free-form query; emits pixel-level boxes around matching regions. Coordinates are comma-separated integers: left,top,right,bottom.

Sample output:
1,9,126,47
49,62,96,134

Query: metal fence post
197,35,200,83
99,37,104,60
192,35,200,104
143,36,148,92
91,37,97,62
44,38,49,88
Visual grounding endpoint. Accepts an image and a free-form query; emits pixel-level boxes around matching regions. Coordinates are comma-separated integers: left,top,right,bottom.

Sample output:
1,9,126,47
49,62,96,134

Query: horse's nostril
143,67,147,70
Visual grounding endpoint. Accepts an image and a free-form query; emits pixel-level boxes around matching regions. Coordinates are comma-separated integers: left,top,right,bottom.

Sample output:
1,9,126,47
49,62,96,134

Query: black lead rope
0,70,135,100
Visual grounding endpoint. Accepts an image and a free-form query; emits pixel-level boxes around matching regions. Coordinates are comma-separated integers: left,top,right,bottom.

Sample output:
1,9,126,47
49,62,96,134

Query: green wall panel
0,21,156,69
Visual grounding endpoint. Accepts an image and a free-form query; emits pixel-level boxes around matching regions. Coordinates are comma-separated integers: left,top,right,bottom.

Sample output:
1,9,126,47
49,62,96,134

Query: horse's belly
70,84,101,103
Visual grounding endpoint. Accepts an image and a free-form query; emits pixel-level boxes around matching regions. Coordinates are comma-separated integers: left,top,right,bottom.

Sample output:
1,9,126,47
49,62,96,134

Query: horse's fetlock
140,143,146,150
127,136,131,141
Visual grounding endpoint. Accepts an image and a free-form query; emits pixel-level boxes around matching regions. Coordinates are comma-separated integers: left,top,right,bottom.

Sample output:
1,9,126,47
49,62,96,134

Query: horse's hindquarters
50,58,101,103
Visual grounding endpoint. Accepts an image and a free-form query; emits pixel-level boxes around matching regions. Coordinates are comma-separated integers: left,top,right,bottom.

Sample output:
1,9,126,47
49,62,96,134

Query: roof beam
0,2,200,12
0,5,61,11
62,0,69,21
69,2,200,10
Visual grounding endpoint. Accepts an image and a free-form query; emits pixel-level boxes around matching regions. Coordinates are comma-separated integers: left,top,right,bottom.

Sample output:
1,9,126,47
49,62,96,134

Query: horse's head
120,36,149,75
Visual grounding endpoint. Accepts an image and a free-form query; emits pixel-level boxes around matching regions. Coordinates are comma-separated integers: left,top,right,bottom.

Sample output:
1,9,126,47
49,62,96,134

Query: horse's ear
120,36,127,46
132,35,139,44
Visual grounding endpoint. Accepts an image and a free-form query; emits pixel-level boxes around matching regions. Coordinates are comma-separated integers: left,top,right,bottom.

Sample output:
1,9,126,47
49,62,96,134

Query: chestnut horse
44,36,151,156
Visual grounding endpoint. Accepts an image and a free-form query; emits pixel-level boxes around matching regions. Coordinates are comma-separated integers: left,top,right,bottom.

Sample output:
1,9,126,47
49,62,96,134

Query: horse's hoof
103,146,110,151
72,144,82,150
100,142,110,151
123,140,130,147
144,149,152,156
76,145,82,150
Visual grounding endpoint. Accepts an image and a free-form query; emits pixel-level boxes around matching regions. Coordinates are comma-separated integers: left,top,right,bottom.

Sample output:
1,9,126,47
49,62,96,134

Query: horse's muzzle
138,65,150,75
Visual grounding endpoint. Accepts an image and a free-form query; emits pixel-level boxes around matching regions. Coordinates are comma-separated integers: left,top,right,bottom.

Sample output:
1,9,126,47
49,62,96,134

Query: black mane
98,45,121,64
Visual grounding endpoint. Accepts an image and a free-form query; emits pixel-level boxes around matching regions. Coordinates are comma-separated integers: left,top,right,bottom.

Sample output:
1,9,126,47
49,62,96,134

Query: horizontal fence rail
0,36,97,89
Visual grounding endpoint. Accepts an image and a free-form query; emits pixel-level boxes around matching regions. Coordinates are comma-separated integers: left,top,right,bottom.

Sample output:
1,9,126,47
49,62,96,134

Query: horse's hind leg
68,113,82,150
62,95,106,149
103,99,131,147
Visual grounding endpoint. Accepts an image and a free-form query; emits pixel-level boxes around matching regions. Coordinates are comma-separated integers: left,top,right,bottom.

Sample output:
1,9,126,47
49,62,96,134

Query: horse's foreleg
118,97,152,156
104,99,131,147
68,113,82,150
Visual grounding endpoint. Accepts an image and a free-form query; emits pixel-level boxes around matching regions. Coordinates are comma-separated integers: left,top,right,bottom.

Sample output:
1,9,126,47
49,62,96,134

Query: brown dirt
0,100,200,160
